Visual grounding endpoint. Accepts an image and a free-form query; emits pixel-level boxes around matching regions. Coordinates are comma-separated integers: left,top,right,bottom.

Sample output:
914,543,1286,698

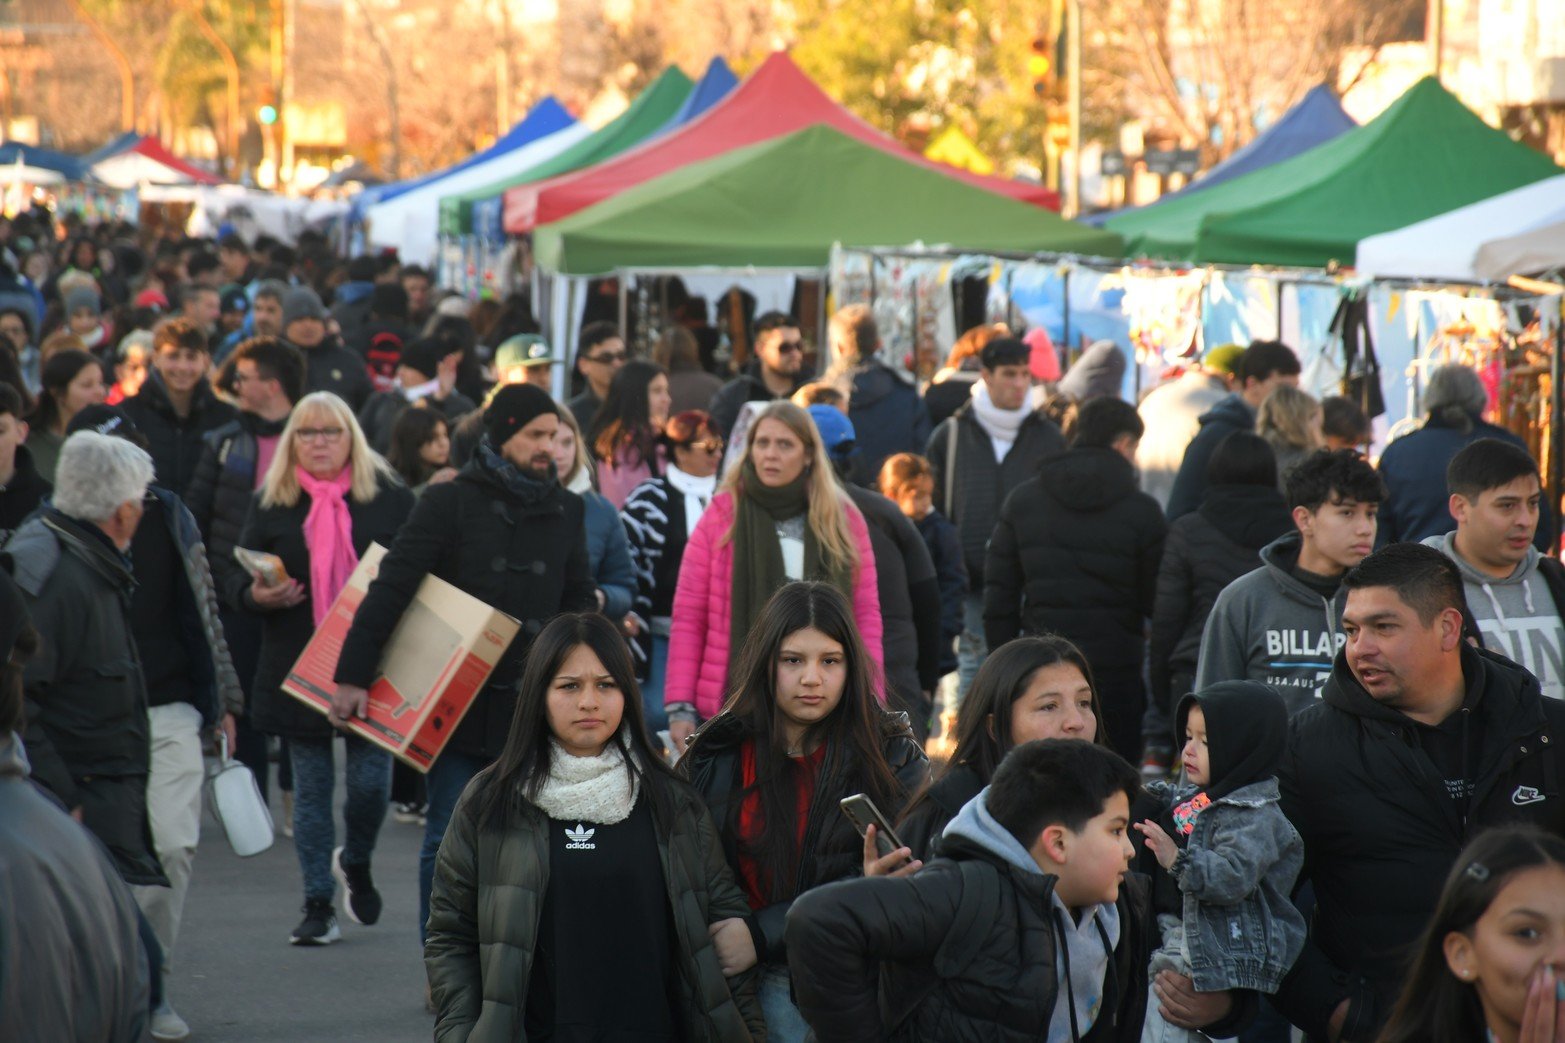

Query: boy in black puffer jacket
787,740,1157,1042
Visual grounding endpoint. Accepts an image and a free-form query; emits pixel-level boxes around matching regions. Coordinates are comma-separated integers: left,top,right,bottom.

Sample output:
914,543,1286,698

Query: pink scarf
296,466,358,626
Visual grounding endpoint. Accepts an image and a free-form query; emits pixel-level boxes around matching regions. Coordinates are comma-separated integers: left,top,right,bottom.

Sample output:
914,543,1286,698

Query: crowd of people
2,208,1565,1043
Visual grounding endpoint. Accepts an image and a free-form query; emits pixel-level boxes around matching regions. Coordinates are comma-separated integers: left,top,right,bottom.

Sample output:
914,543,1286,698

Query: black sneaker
332,846,383,926
289,898,341,946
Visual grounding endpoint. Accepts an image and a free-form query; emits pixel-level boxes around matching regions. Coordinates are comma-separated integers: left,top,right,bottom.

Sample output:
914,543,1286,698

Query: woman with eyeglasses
588,359,673,510
620,410,724,739
664,401,884,754
237,391,414,947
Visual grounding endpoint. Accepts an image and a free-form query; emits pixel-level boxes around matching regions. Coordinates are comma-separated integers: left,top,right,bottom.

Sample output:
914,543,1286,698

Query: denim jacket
1153,777,1306,993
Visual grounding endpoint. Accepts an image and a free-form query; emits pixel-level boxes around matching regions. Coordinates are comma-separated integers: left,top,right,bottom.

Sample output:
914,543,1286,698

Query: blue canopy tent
1086,84,1355,225
656,57,738,133
84,131,144,166
349,96,577,220
0,143,92,183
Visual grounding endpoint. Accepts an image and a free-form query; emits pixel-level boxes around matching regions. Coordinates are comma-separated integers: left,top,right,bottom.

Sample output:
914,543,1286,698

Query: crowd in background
2,208,1565,1043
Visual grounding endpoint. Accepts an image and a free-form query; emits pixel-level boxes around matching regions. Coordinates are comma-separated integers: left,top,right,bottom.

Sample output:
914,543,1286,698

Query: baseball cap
495,334,554,370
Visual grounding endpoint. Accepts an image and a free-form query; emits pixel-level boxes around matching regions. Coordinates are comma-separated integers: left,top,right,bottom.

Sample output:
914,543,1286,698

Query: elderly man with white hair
1,429,167,888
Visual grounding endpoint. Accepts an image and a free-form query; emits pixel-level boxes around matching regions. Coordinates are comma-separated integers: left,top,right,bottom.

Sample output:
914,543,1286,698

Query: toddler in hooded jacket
1134,681,1307,1043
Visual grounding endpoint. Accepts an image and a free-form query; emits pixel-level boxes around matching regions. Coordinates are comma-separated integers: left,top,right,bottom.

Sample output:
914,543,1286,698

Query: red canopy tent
503,52,1059,234
130,138,224,184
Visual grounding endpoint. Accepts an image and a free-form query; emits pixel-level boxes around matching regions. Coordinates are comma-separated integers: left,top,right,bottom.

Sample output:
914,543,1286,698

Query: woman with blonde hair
664,400,883,751
237,391,414,946
1255,383,1324,487
551,404,635,622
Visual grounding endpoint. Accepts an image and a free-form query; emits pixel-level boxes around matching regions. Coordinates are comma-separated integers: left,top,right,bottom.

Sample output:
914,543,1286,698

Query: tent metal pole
618,276,629,342
1553,300,1564,543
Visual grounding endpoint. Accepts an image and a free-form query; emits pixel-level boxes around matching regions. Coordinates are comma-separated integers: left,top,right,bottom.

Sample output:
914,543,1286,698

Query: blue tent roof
84,131,144,166
657,57,738,133
1085,84,1356,226
351,96,577,217
0,143,91,182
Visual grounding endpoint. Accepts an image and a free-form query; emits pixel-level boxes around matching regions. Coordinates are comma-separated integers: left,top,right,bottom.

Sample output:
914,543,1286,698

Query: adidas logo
564,823,596,850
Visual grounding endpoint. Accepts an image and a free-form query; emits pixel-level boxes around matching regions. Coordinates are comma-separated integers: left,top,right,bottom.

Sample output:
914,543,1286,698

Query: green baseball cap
495,334,554,370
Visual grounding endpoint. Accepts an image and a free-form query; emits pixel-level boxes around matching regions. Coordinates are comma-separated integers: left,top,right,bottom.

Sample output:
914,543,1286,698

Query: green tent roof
437,67,694,237
1107,77,1562,267
533,124,1122,274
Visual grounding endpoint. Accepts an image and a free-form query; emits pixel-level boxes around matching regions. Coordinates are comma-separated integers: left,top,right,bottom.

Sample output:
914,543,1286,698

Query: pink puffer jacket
664,491,883,720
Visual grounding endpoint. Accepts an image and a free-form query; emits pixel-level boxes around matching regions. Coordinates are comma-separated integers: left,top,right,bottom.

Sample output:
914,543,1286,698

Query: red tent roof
504,52,1058,233
131,138,223,185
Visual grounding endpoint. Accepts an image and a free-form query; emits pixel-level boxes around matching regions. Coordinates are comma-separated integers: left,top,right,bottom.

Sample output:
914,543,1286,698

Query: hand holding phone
841,794,906,859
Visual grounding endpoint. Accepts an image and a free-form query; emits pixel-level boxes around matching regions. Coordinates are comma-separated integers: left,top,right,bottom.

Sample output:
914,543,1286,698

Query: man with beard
332,383,597,949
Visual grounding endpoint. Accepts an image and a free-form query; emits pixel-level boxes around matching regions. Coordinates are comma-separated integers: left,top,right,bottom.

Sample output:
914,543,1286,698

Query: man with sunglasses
566,321,627,433
708,311,810,438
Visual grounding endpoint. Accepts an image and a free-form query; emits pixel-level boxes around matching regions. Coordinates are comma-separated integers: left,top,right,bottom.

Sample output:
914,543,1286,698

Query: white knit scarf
532,738,641,825
969,380,1029,442
665,462,716,537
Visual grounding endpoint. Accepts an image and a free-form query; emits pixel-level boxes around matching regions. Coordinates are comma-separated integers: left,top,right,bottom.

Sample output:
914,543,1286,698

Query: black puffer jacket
1165,393,1255,520
707,360,809,438
424,770,764,1043
334,452,597,760
926,402,1066,589
679,710,929,964
292,336,373,412
841,361,931,487
1275,643,1565,1042
785,834,1152,1042
1148,483,1292,716
984,448,1167,756
119,372,237,496
239,474,414,740
0,444,50,542
184,411,289,612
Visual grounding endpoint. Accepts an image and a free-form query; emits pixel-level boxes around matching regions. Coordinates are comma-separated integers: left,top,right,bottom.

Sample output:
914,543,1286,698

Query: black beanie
1175,681,1289,800
399,337,445,381
485,383,557,446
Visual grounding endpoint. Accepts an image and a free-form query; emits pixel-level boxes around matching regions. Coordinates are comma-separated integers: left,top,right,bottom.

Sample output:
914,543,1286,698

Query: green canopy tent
437,67,694,238
1107,77,1562,267
533,123,1123,274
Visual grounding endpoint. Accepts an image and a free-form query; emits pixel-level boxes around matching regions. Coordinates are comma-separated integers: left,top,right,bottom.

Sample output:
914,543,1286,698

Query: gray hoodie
944,788,1121,1043
1194,531,1346,715
1425,532,1565,701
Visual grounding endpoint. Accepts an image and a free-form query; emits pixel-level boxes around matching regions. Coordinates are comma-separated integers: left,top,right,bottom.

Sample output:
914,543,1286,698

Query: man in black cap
280,286,372,411
355,336,477,452
332,383,596,946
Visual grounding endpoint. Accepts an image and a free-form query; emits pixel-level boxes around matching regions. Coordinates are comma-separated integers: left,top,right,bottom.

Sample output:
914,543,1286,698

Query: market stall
1356,175,1565,281
1108,77,1562,267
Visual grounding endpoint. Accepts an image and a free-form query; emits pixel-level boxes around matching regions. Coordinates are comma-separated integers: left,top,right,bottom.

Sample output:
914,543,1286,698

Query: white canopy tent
363,120,594,265
1356,174,1565,281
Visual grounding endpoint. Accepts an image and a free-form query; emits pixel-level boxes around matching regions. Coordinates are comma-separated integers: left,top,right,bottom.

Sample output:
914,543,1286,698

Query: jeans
131,703,205,976
419,749,490,943
642,633,670,735
956,591,987,704
758,964,810,1043
288,733,391,903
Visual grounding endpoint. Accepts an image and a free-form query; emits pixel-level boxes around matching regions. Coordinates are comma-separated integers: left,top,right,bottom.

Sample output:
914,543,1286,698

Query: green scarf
729,461,854,680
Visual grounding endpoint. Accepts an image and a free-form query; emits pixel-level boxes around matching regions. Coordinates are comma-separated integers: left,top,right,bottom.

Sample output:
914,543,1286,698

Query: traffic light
1029,37,1053,97
258,104,278,125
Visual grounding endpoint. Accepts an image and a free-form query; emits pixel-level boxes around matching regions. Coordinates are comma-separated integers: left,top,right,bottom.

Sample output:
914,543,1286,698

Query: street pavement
171,764,433,1042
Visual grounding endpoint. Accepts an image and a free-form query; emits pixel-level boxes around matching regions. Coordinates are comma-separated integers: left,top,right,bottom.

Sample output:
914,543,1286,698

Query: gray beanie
281,287,328,328
64,286,101,318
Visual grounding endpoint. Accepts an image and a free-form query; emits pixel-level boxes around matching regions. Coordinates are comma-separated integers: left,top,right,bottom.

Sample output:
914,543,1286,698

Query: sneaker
289,898,341,946
333,846,383,926
393,801,422,824
1140,745,1173,780
149,1001,190,1041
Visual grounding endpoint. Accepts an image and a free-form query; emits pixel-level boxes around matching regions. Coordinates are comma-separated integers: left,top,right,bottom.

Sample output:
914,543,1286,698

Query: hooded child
1135,681,1307,1043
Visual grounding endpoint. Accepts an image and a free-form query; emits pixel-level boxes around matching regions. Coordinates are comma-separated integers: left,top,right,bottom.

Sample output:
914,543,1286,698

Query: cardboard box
282,544,520,771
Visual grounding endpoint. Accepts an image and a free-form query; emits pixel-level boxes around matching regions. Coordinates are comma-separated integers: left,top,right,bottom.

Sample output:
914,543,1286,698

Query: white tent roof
364,120,594,265
1356,174,1565,281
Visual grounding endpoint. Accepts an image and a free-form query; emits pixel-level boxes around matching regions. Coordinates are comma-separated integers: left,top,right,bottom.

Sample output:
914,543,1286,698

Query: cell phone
840,794,906,859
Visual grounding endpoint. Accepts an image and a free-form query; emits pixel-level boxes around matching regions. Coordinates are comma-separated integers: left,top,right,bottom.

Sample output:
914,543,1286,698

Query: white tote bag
205,733,275,857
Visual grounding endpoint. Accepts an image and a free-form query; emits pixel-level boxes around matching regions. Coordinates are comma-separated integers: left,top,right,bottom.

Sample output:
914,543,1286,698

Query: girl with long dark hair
894,635,1103,863
588,358,671,509
425,613,763,1042
1378,825,1565,1043
679,581,928,1041
27,348,105,482
384,408,454,494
